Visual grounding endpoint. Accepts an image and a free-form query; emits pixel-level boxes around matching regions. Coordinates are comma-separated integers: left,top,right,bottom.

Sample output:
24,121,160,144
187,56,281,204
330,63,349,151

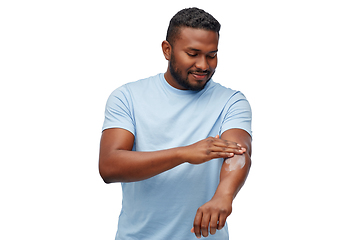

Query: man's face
167,27,219,91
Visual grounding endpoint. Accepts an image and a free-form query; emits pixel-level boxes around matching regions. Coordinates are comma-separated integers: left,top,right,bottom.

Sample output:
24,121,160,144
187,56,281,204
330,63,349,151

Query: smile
190,72,208,80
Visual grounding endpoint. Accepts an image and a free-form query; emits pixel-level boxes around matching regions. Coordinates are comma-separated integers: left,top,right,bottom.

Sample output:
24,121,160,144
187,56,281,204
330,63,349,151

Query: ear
161,40,172,60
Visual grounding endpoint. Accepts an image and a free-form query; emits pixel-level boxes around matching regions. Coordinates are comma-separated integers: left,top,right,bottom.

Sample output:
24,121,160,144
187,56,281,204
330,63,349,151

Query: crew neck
159,73,212,95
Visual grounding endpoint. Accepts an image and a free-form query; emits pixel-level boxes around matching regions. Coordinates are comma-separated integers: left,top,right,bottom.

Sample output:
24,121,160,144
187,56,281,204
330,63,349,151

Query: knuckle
210,224,217,230
220,207,231,215
201,206,210,212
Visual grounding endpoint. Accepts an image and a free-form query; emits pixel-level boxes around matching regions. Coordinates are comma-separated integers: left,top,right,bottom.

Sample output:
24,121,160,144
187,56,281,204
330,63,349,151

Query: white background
1,0,359,239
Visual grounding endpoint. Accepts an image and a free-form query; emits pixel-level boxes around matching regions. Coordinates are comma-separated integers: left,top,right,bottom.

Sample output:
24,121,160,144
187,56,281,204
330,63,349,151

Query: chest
131,92,228,151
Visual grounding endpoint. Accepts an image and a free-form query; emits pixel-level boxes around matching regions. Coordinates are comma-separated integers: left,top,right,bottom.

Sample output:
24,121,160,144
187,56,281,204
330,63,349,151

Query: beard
169,53,214,91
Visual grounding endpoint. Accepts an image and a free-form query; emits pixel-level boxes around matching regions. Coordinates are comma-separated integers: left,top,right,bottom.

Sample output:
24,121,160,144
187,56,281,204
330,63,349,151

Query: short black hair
166,7,221,45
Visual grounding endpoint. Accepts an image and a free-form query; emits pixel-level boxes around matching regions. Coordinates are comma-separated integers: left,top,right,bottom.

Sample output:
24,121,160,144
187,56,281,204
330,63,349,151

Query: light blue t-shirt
103,73,252,240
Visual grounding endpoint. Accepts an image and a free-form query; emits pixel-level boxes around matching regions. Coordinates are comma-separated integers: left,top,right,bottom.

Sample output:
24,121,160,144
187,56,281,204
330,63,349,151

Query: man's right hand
179,135,246,165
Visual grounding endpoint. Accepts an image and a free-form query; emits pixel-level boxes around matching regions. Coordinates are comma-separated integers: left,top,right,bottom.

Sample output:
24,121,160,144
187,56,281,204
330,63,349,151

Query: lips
189,72,209,80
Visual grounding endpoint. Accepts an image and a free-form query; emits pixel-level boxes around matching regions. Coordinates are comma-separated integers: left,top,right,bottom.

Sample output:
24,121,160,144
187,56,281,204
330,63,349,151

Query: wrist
174,146,188,164
212,188,234,203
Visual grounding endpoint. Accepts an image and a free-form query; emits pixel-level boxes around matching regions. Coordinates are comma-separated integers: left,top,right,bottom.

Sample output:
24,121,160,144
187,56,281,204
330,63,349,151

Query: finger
213,139,242,150
210,145,243,154
200,212,211,238
218,144,247,154
209,213,219,235
193,210,203,239
210,151,234,159
217,212,227,230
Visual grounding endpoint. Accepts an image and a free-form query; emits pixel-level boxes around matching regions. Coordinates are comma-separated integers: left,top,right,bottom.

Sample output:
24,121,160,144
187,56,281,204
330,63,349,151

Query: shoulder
108,74,161,99
207,80,249,103
126,74,159,89
208,80,251,118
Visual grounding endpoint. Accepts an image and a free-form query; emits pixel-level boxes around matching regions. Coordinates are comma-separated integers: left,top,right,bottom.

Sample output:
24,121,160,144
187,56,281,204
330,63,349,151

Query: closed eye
208,52,217,59
187,52,198,57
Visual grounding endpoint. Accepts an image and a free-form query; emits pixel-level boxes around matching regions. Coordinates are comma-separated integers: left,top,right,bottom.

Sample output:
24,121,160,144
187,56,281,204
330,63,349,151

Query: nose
194,56,209,71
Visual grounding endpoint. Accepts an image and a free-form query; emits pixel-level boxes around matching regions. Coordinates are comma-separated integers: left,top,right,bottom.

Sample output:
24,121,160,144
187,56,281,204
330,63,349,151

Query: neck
164,68,187,90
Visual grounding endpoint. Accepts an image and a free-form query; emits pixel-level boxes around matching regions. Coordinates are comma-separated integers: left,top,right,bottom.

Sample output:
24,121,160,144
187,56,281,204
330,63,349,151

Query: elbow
101,175,112,184
98,157,117,184
99,155,129,183
99,164,112,184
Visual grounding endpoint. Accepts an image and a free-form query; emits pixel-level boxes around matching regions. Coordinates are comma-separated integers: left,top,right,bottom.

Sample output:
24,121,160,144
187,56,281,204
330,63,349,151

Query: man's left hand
191,195,233,238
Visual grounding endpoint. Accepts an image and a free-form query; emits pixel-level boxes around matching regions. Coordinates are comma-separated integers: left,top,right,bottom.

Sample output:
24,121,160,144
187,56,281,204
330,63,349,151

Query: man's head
163,8,221,91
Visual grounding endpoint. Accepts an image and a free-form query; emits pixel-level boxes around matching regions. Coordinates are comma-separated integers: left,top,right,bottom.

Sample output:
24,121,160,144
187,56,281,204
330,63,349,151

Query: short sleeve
102,86,135,135
220,92,252,137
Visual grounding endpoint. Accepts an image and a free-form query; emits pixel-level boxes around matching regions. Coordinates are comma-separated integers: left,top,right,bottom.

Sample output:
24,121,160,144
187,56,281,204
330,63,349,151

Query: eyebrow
187,48,218,54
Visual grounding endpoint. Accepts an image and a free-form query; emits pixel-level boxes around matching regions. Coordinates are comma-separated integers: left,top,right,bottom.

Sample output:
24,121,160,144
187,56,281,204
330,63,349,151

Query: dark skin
191,129,251,238
99,27,252,238
163,28,218,91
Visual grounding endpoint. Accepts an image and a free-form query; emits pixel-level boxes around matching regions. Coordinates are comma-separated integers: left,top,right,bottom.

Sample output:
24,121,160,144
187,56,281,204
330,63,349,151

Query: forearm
191,152,251,238
214,152,251,200
99,148,184,183
191,129,252,238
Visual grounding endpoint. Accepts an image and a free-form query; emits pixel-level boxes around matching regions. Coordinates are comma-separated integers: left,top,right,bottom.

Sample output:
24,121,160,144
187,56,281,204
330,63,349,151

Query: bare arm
216,128,252,199
99,128,244,183
192,128,252,238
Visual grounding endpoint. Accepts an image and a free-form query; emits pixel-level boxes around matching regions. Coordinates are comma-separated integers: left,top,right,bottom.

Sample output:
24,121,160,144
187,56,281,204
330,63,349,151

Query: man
99,7,252,239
